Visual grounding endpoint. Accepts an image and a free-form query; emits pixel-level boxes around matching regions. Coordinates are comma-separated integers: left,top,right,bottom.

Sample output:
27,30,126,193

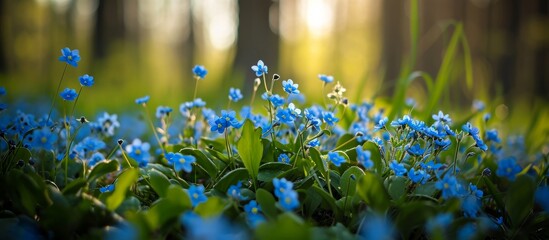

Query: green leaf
258,162,292,182
255,212,310,240
506,175,536,227
310,186,340,218
340,166,365,197
483,177,504,211
385,176,407,201
148,168,170,198
195,196,228,218
87,160,119,183
179,148,218,178
363,141,384,173
237,120,264,182
256,188,278,220
356,172,391,213
334,134,359,152
309,147,327,177
213,168,249,193
146,198,186,230
395,201,437,238
62,178,87,195
166,184,192,208
106,168,139,211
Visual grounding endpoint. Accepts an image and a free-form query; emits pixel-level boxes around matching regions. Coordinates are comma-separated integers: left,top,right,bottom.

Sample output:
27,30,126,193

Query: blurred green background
0,0,548,136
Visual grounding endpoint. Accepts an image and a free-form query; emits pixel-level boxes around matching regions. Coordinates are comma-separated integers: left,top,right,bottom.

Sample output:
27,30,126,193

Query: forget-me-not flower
59,47,81,67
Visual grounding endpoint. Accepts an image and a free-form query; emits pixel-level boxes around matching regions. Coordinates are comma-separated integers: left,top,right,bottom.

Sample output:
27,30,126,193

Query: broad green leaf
395,201,437,238
256,188,278,220
237,120,264,181
412,182,438,197
258,162,292,182
506,175,536,227
195,196,228,218
483,177,504,211
166,184,192,208
87,160,119,183
106,168,139,211
334,134,359,152
255,212,310,240
62,178,87,195
310,186,340,219
148,168,170,198
385,176,407,201
340,166,365,197
200,137,226,152
309,147,327,177
356,172,391,213
179,148,218,178
363,141,384,173
213,168,249,193
146,198,186,230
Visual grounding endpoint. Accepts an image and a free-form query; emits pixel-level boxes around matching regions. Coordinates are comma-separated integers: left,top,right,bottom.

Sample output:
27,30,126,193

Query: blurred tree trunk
0,0,5,72
93,0,126,59
234,0,279,88
380,0,405,95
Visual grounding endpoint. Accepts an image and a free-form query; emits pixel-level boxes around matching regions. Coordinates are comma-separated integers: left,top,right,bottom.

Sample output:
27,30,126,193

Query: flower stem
118,144,133,168
193,76,199,100
47,64,68,125
71,86,83,118
142,105,165,154
453,138,462,175
224,129,233,169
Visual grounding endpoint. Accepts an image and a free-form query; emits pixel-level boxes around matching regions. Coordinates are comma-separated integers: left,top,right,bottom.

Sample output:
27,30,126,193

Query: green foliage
106,168,139,211
237,119,264,183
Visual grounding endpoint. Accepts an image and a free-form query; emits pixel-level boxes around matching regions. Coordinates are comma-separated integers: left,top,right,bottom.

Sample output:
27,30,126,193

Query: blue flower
79,74,94,87
328,151,346,167
60,88,78,101
156,106,172,119
307,138,320,148
166,152,196,173
426,213,453,233
496,157,522,181
276,108,295,125
72,136,106,158
472,100,485,111
391,115,411,128
31,127,58,151
457,223,476,240
188,185,208,207
100,184,114,193
244,200,265,227
0,86,6,95
432,110,451,124
408,168,430,184
278,153,290,164
373,117,388,132
273,178,294,199
406,143,425,156
135,95,150,105
535,186,549,211
389,160,407,176
279,190,299,211
435,174,462,199
96,112,120,137
360,215,395,240
287,103,301,117
193,98,206,108
105,222,138,240
282,79,299,94
88,152,105,167
485,129,501,143
356,146,373,169
227,181,246,201
229,88,243,102
208,116,226,134
125,138,151,167
192,65,208,79
322,111,339,126
58,47,81,67
251,60,268,77
318,74,334,83
268,94,285,108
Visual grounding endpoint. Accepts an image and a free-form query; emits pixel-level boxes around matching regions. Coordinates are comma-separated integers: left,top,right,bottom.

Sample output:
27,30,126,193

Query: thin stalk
71,86,83,117
453,138,462,175
333,136,358,152
118,144,133,168
224,129,233,169
142,105,165,153
47,64,68,124
193,76,199,100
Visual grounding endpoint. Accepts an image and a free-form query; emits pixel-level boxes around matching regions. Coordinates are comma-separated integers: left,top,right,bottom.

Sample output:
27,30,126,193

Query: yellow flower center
193,193,199,199
507,168,512,173
444,183,449,189
135,149,141,155
41,136,48,143
67,55,72,60
252,207,258,214
285,197,292,204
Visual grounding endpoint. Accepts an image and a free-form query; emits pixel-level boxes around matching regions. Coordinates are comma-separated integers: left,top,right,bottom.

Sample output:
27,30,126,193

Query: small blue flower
276,108,295,125
426,213,453,233
472,100,485,111
244,200,265,227
0,86,6,95
166,152,196,173
31,127,58,151
193,98,206,108
360,215,395,240
496,157,522,181
125,138,151,167
251,60,268,77
278,153,290,164
79,74,94,87
72,136,106,158
60,88,78,101
391,115,411,128
100,184,114,193
192,65,208,79
389,160,407,176
307,138,320,148
483,113,491,122
208,116,226,134
282,79,299,94
322,111,339,126
287,103,301,117
135,95,150,105
188,185,208,207
408,168,429,184
156,106,173,119
435,174,462,199
356,146,373,169
318,74,334,83
457,223,476,240
279,190,299,211
58,47,81,67
88,152,105,167
485,129,501,143
406,143,425,156
373,117,388,132
273,178,294,199
535,186,549,211
328,151,346,167
96,112,120,137
228,88,243,102
432,110,451,124
268,94,285,108
227,181,246,200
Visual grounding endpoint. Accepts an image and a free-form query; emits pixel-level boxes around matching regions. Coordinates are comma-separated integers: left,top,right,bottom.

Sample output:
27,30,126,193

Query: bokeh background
0,0,548,130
